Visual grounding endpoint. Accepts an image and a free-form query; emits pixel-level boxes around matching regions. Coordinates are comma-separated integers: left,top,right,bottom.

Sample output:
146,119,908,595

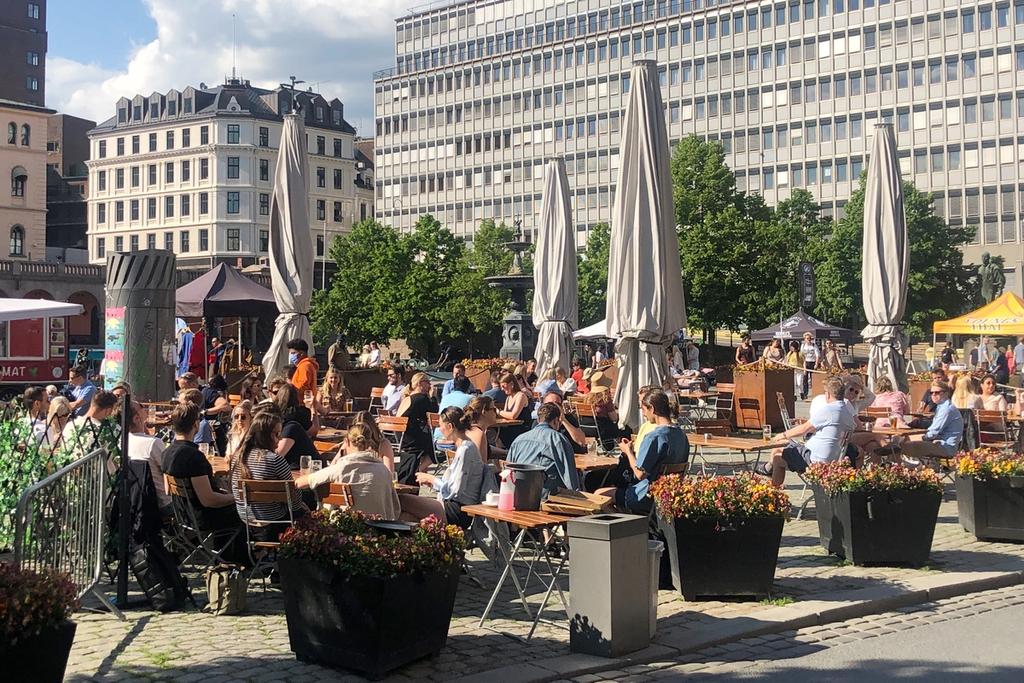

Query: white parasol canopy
262,111,315,379
862,123,909,393
573,318,609,340
0,298,83,322
532,158,578,375
606,60,687,430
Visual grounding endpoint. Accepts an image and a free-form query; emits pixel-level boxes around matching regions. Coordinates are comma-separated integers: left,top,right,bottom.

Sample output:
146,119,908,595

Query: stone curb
449,569,1024,683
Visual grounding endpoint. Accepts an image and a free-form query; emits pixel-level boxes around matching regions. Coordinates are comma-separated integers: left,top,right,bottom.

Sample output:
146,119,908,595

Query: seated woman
870,376,910,425
464,395,504,462
230,407,307,542
239,376,266,404
586,387,627,447
225,400,252,461
295,423,400,519
555,366,577,396
398,406,484,529
496,372,532,447
979,374,1008,412
272,383,321,469
316,369,352,415
952,374,984,410
162,403,241,533
596,389,689,514
350,410,396,476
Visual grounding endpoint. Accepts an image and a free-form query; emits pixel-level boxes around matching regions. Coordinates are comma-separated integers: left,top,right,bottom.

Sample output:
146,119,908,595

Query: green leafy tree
815,176,974,339
577,222,610,326
671,135,745,230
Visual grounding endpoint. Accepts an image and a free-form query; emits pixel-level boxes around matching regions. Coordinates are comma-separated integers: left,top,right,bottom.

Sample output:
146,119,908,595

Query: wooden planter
733,369,794,431
907,381,931,410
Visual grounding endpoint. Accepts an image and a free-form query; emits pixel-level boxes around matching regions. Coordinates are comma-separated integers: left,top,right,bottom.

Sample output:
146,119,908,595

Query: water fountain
484,222,536,361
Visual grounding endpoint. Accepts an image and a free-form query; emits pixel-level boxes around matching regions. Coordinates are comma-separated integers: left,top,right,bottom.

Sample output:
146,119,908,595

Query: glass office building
374,0,1024,280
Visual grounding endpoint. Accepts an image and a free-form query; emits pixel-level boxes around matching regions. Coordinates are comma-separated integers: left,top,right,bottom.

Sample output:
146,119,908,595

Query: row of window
96,228,248,257
394,0,914,74
96,156,352,191
94,193,352,224
5,123,30,146
97,125,350,159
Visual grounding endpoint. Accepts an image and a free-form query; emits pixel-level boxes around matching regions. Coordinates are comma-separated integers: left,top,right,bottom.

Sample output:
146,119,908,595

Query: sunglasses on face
233,414,247,421
930,390,944,395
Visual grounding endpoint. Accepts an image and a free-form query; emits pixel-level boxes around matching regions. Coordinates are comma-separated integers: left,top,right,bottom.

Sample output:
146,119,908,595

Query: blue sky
45,0,405,134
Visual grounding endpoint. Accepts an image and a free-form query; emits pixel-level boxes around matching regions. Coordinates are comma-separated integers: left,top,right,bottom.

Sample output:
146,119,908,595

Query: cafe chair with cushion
165,475,241,570
238,479,299,589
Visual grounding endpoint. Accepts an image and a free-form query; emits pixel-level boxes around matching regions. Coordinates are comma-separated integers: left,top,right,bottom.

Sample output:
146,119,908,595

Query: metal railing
14,448,123,619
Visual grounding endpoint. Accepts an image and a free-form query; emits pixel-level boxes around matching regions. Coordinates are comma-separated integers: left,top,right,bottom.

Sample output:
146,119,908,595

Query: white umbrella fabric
262,111,315,379
532,158,578,375
862,123,910,393
573,318,609,340
0,298,83,322
606,60,687,430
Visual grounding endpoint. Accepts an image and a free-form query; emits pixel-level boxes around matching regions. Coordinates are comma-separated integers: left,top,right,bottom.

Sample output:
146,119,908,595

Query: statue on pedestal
978,252,1006,303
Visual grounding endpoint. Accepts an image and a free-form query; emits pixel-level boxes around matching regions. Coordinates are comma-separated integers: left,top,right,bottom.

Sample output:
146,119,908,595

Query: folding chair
737,397,762,430
165,476,241,570
368,387,385,412
377,415,408,452
238,479,299,588
775,392,807,431
701,383,735,423
574,403,610,452
974,410,1015,451
321,482,354,508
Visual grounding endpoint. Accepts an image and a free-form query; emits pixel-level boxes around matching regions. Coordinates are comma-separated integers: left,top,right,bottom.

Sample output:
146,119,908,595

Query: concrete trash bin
567,513,650,657
648,540,664,639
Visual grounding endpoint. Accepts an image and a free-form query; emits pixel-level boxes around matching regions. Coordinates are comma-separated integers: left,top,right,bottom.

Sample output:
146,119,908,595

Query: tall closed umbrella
262,110,315,379
533,158,578,375
862,123,909,393
607,60,686,430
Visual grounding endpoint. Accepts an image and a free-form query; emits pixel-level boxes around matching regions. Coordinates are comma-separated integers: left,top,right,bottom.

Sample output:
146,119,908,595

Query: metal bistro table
691,433,779,475
462,504,574,640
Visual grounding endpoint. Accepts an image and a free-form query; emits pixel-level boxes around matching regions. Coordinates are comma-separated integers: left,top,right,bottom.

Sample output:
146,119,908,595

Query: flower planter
0,619,76,683
812,487,941,566
278,558,460,680
956,475,1024,542
658,516,783,600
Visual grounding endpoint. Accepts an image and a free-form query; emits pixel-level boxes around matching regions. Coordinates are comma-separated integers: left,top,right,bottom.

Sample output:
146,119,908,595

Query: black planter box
0,619,76,682
278,558,460,680
812,487,941,566
658,516,783,600
957,475,1024,542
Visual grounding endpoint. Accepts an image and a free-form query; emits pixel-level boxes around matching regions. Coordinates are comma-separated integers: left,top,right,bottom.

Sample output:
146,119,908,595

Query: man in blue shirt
66,365,97,418
901,380,963,465
482,371,506,409
507,403,580,494
441,363,467,398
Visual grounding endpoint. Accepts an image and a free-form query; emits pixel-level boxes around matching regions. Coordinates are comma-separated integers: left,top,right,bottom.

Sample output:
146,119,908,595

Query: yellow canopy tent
933,292,1024,335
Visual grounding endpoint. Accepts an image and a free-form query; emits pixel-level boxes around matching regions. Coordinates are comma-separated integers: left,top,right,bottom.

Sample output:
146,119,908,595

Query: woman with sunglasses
225,400,253,462
464,395,503,463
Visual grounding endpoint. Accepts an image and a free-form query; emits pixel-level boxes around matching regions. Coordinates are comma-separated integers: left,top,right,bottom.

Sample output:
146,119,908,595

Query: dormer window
168,100,177,116
316,106,324,122
150,102,159,118
183,98,193,113
332,110,341,125
133,104,142,120
118,107,127,123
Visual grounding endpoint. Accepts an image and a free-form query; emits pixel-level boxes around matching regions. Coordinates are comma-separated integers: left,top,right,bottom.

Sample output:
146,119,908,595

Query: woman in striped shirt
231,406,307,542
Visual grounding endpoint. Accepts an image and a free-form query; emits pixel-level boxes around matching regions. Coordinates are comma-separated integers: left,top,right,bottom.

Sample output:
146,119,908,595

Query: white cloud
47,0,409,134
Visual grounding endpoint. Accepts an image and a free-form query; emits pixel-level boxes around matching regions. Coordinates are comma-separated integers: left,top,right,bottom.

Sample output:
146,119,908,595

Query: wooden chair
574,403,609,451
238,479,299,586
165,475,240,570
708,383,735,422
377,415,408,452
737,397,762,430
321,482,354,508
368,387,385,412
314,440,340,457
974,410,1015,450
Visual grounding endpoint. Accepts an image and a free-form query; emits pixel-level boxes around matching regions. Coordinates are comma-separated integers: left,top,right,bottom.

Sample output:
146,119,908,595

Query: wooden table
855,426,927,437
677,390,716,400
692,434,777,474
574,454,619,472
462,504,573,640
492,418,524,428
315,427,347,442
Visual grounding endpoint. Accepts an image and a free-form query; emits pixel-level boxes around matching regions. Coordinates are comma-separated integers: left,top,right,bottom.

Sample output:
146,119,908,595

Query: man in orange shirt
287,338,319,396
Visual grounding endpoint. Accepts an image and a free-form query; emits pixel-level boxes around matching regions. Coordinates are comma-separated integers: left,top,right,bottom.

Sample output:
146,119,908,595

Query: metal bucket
505,463,546,511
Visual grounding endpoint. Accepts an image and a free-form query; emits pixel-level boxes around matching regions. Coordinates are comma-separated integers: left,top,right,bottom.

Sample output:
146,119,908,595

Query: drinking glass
299,455,311,472
345,399,354,412
762,425,772,441
310,460,322,472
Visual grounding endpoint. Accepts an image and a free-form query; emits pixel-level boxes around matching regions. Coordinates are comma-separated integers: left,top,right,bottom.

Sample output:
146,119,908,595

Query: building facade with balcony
86,78,363,269
374,0,1024,286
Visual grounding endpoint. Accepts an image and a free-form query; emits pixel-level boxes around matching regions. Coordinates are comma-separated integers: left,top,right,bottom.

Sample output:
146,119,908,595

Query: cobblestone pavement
564,584,1024,681
66,464,1024,682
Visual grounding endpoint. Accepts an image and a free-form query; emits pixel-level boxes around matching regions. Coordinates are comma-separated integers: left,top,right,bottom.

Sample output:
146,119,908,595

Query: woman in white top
555,366,577,395
295,423,399,520
126,400,170,514
952,375,985,410
979,374,1008,412
399,406,484,529
45,396,72,451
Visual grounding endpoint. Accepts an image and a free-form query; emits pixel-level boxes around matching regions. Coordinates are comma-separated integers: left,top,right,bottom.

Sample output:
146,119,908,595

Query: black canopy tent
176,264,278,368
750,310,857,345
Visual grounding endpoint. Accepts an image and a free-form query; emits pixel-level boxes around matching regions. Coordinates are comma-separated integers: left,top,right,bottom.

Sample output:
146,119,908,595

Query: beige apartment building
2,98,52,261
87,78,372,270
374,0,1024,288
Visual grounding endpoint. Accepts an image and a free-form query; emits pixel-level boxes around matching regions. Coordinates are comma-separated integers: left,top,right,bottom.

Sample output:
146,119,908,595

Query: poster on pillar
103,306,126,385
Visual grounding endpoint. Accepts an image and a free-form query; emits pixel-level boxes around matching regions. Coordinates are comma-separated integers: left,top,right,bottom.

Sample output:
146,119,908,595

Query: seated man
441,363,467,398
898,380,963,466
507,403,580,494
537,391,587,454
760,376,858,486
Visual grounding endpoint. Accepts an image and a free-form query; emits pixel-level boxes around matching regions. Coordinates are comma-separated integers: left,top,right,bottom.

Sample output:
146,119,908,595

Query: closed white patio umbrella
862,123,910,393
533,158,578,375
262,108,315,379
606,60,687,430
